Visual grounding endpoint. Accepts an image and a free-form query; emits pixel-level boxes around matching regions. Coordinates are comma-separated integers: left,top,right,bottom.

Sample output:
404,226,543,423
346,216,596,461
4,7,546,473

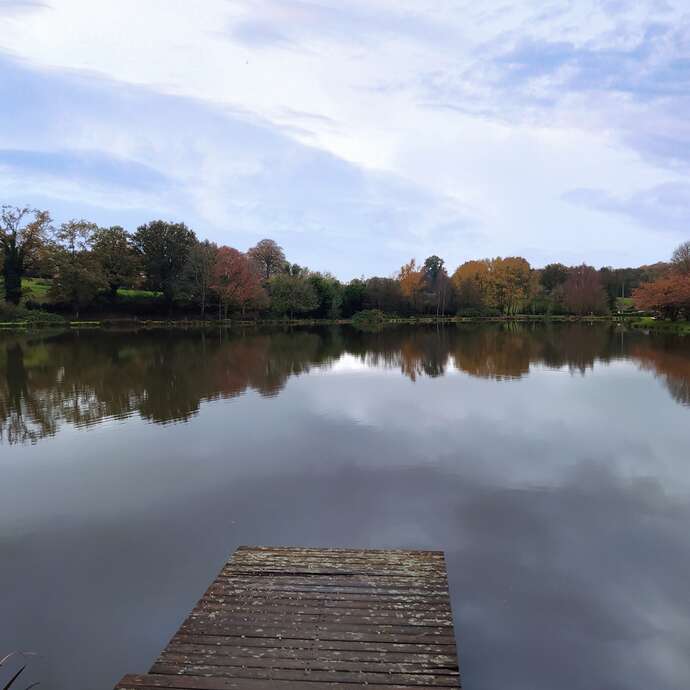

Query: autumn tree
211,246,266,319
1,205,51,304
268,274,318,319
49,219,107,316
398,259,425,312
133,220,197,307
184,240,218,317
562,264,609,315
490,257,535,315
248,239,286,281
633,273,690,320
91,225,140,299
452,260,492,312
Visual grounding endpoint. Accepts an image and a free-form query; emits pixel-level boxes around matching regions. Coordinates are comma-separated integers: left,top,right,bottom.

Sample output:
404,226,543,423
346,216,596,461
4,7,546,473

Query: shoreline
2,313,687,334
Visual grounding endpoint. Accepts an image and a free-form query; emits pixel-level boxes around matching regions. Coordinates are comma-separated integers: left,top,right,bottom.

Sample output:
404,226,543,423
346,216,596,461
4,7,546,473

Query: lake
1,323,689,690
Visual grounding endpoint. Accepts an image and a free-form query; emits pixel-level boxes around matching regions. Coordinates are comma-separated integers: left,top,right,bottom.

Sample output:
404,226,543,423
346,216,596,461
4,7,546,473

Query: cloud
564,182,690,235
0,0,689,273
0,54,479,278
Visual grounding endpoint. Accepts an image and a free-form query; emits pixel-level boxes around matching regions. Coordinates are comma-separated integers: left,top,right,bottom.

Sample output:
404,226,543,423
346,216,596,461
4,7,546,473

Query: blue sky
1,0,689,279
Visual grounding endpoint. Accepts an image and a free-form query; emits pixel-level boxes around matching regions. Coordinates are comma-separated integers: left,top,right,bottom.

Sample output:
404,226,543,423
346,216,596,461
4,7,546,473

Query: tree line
1,204,689,319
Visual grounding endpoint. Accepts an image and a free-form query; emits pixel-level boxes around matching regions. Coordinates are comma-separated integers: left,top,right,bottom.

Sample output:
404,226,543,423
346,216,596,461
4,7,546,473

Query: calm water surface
2,323,690,690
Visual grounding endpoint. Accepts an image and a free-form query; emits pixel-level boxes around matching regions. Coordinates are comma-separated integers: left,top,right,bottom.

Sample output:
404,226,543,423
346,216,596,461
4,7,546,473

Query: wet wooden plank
114,546,461,689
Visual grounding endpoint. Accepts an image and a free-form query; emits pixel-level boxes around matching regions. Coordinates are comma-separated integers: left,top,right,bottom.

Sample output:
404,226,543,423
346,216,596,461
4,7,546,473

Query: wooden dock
115,546,460,689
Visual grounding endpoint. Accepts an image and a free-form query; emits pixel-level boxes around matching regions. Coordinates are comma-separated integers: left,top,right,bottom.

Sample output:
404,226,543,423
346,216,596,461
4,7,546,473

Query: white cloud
1,0,689,273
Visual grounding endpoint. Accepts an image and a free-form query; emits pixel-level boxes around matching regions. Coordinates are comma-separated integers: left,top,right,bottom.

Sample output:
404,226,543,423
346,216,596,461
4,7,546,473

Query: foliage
91,225,140,298
633,273,690,320
49,220,108,316
351,309,386,331
341,279,366,317
1,206,51,304
248,239,286,280
133,220,197,305
562,264,609,315
0,301,65,324
267,274,318,318
307,273,343,318
540,263,569,293
210,246,266,318
184,240,218,317
398,259,425,309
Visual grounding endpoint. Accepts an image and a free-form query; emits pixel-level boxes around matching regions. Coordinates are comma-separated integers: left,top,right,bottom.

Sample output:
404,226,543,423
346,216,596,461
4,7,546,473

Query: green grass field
0,277,161,305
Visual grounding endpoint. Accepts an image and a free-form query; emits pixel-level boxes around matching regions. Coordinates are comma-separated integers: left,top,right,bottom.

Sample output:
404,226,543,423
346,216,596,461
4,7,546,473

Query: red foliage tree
211,246,266,319
562,264,609,315
633,274,690,320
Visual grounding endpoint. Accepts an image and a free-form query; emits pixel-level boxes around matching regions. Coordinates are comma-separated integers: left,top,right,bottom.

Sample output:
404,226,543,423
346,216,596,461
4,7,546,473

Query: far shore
2,313,689,334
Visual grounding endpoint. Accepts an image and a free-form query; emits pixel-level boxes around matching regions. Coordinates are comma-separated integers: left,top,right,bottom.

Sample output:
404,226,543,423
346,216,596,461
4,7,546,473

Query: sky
1,0,689,280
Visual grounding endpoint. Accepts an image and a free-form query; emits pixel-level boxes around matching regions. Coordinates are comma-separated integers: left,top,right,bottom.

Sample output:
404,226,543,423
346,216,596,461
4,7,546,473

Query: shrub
352,309,386,331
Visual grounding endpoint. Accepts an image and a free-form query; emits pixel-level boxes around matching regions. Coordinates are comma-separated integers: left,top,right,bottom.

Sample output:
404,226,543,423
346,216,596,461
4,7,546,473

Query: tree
423,255,450,316
1,205,51,304
398,259,425,311
49,219,107,316
184,240,218,317
633,273,690,320
308,273,343,319
491,257,535,315
91,225,139,299
341,279,366,317
132,220,197,307
452,260,492,312
562,264,609,315
248,239,286,281
671,240,690,276
364,277,404,314
540,263,569,293
210,246,266,319
268,274,318,319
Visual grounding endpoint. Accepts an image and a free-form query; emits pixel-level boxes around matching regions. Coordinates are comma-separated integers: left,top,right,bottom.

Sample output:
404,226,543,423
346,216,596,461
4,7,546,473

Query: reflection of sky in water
1,325,689,690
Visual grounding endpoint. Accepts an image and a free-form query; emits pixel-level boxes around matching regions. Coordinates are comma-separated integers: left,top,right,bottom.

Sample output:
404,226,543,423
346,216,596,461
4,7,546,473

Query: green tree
307,273,343,318
341,279,366,317
184,240,218,317
268,274,318,319
1,205,51,304
49,219,107,316
92,225,139,299
540,263,569,293
133,220,197,307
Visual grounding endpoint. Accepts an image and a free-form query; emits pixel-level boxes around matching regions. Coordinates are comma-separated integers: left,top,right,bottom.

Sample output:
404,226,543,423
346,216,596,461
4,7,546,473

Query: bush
352,309,386,331
0,302,66,324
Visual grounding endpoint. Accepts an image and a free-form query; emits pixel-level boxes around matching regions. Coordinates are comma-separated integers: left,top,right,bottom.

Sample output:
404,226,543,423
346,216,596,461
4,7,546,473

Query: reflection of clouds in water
3,419,689,689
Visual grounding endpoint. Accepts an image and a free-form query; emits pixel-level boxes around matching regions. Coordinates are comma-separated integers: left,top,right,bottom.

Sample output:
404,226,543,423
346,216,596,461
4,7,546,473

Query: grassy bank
628,316,690,335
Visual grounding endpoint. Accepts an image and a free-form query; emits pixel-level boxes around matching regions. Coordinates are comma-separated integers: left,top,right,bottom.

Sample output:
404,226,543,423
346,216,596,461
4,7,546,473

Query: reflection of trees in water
1,323,688,444
629,341,690,406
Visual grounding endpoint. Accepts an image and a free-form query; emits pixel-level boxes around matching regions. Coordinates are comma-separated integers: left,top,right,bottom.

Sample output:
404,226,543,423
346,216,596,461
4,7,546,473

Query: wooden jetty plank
114,546,461,689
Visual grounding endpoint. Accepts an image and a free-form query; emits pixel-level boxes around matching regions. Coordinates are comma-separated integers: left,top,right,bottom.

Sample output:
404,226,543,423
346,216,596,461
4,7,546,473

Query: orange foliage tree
211,246,266,319
633,273,690,320
398,259,425,311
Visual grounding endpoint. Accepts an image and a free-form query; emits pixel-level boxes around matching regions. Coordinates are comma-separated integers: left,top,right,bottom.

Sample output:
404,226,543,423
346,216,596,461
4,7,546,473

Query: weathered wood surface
115,546,460,689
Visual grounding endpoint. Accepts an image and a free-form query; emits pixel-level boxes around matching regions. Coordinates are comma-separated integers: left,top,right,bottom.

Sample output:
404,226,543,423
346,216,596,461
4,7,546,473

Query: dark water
1,323,690,690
